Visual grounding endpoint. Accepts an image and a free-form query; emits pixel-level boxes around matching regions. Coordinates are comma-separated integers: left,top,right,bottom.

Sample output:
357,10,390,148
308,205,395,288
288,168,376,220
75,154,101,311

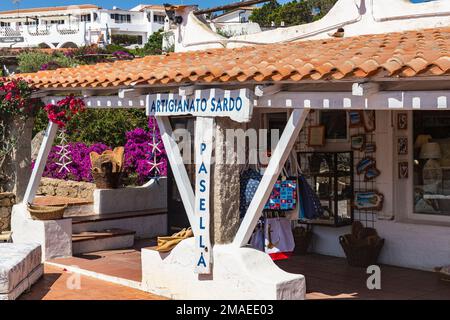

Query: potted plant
90,147,125,189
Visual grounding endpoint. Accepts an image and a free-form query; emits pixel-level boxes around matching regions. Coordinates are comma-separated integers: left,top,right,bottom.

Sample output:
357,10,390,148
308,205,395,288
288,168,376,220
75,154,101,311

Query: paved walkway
20,265,166,300
276,254,450,300
23,247,450,300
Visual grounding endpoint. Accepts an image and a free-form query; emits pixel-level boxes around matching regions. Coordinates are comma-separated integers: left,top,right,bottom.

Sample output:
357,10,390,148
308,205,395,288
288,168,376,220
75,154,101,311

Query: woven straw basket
27,204,67,220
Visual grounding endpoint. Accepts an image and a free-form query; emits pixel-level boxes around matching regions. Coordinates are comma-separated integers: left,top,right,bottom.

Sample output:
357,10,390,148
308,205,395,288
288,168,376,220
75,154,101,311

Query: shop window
320,110,347,140
413,111,450,216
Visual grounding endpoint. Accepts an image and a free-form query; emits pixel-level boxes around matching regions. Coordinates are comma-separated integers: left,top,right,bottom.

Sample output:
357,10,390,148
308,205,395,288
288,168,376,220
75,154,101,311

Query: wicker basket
293,226,313,255
339,235,384,267
27,204,67,220
92,172,122,189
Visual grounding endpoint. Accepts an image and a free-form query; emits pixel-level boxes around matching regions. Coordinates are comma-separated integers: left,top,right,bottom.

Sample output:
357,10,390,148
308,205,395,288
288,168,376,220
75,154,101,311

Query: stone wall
0,192,15,232
37,178,96,201
211,117,243,244
0,117,34,202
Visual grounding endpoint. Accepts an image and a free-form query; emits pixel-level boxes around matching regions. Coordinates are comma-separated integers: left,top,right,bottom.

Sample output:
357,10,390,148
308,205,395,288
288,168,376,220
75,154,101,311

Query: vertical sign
194,117,214,274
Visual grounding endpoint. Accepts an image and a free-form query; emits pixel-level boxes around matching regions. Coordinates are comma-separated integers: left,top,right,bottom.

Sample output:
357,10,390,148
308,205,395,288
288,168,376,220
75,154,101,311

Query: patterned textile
0,243,41,294
264,179,297,211
298,175,323,219
240,168,263,218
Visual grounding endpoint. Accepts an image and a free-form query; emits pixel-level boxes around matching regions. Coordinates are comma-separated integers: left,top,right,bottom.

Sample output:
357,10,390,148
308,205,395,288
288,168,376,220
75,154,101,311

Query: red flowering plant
44,95,86,127
0,77,39,118
0,78,42,188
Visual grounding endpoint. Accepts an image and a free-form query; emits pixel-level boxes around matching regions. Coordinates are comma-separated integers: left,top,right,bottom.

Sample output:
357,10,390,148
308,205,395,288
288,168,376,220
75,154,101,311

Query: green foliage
249,0,338,27
249,0,281,27
105,44,131,54
216,28,235,39
17,51,79,73
33,107,148,147
111,34,143,47
134,29,165,57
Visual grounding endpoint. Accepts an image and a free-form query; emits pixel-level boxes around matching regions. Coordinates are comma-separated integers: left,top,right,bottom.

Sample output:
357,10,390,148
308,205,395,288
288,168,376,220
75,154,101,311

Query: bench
0,243,43,300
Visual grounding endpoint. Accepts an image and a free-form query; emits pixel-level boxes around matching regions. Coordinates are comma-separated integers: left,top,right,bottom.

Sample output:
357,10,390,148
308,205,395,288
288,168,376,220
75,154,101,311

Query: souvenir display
354,191,384,211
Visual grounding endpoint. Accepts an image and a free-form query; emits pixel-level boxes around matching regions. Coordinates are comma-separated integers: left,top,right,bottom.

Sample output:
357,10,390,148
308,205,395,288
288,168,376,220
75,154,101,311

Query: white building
210,6,261,37
0,4,169,49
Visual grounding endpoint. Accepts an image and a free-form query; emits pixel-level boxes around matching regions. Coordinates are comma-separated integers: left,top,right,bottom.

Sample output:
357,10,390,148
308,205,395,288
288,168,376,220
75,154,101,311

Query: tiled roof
21,27,450,89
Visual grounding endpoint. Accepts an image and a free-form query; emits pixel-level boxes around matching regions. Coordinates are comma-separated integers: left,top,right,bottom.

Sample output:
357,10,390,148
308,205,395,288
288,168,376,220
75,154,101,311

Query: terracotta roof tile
19,27,450,89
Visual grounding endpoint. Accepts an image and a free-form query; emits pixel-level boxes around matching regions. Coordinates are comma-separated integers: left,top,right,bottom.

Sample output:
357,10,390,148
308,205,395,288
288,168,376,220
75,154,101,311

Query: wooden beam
43,96,147,109
254,84,282,97
30,91,51,99
118,88,145,99
352,82,380,96
178,86,197,97
232,109,309,247
155,116,197,235
23,122,58,204
256,90,450,110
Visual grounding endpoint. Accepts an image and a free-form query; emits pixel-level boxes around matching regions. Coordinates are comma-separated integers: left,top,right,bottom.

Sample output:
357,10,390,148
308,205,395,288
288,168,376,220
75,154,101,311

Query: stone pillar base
11,204,72,261
141,238,305,300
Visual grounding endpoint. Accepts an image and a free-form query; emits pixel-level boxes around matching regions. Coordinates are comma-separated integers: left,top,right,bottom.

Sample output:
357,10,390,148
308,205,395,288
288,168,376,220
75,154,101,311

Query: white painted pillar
155,116,197,235
233,109,309,247
23,122,58,204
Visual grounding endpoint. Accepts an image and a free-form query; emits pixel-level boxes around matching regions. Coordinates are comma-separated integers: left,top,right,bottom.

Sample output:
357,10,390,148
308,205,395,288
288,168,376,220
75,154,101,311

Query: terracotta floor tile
20,265,166,300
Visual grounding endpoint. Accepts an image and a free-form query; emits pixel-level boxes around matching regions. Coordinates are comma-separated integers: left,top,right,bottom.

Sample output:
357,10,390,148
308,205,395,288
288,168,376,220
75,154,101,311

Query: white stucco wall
311,220,450,271
305,110,450,271
172,0,450,52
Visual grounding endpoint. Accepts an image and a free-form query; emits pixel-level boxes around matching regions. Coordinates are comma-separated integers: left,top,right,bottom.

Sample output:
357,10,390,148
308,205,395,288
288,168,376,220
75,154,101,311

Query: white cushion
0,243,41,294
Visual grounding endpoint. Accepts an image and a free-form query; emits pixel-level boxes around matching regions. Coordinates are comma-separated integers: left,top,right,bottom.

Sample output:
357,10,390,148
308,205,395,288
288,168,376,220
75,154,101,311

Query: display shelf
297,151,354,227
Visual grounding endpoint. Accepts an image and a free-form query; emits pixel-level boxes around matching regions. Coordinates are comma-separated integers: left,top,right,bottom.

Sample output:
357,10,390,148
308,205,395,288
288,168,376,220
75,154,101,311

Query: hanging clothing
250,222,265,252
264,217,295,261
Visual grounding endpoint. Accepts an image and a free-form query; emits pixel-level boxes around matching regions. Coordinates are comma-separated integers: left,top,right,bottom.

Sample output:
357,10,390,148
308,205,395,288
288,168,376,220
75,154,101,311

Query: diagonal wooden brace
233,109,309,247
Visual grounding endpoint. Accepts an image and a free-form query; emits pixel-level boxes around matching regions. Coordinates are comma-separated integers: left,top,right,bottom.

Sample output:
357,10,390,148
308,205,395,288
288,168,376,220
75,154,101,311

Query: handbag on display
290,151,323,220
264,216,295,260
239,167,263,218
298,174,323,220
264,178,298,211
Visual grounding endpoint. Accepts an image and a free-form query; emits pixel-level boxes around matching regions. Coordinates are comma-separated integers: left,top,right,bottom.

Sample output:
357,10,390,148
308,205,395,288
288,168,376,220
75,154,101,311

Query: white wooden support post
155,116,198,235
194,117,214,274
23,121,58,204
233,109,309,247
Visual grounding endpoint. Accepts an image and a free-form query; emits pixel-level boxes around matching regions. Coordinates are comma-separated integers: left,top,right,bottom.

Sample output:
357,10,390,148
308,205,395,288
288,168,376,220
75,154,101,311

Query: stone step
32,196,94,217
71,209,168,240
72,228,135,255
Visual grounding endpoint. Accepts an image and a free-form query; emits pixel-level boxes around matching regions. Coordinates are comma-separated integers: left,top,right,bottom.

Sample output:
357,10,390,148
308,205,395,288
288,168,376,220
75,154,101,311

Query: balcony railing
56,23,80,35
0,27,23,37
27,25,50,36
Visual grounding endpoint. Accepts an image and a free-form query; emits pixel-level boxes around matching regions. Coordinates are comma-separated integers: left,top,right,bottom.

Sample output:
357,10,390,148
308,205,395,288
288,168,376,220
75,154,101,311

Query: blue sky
0,0,433,11
0,0,292,11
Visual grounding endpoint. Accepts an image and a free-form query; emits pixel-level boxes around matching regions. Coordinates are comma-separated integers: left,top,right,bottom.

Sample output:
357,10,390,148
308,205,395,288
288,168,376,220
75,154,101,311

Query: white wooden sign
194,117,214,274
146,88,253,123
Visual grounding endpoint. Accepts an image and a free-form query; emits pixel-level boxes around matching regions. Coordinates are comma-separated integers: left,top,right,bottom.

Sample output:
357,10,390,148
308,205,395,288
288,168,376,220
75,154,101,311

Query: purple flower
33,118,167,185
112,50,134,60
40,61,60,71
